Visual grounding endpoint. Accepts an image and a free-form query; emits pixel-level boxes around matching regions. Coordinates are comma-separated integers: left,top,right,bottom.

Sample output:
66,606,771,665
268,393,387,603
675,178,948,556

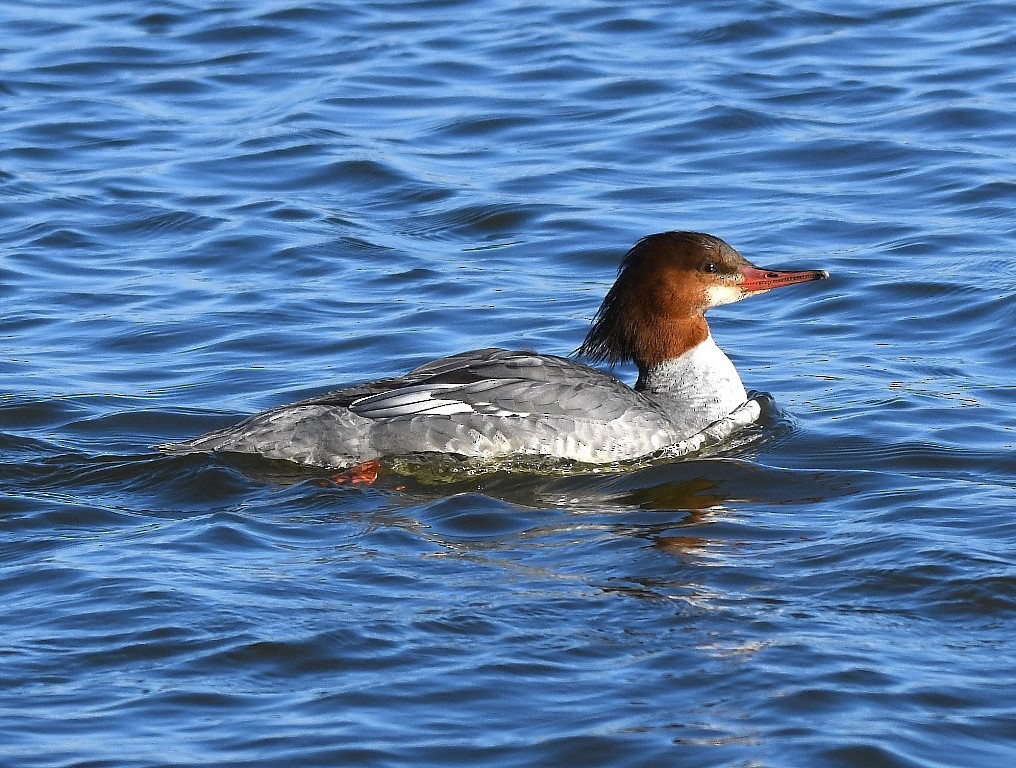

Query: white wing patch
350,383,530,419
468,402,531,417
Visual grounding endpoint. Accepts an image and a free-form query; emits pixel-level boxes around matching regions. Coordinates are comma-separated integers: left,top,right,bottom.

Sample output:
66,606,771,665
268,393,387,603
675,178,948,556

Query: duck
160,232,827,473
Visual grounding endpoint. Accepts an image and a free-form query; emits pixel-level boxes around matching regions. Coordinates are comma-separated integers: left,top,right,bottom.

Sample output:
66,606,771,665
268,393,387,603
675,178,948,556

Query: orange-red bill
739,264,829,293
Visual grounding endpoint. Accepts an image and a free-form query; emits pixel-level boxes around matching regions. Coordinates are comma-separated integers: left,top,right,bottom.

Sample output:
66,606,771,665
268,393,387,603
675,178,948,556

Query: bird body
161,232,827,470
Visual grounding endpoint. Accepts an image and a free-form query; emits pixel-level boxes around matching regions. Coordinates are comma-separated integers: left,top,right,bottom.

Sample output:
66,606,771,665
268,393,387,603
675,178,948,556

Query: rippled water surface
2,1,1015,766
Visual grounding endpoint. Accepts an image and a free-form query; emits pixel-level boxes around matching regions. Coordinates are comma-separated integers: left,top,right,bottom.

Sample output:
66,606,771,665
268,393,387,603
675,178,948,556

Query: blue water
2,1,1015,766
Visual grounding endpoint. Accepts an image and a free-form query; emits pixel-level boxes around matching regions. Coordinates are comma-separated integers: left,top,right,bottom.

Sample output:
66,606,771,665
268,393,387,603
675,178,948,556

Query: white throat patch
705,283,749,307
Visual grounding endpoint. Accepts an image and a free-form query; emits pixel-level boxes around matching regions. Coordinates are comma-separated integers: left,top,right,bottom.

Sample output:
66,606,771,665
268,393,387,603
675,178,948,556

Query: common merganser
160,232,827,471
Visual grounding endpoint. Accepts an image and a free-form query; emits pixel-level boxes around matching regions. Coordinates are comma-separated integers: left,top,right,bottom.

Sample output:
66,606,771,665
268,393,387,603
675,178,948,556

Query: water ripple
2,1,1015,766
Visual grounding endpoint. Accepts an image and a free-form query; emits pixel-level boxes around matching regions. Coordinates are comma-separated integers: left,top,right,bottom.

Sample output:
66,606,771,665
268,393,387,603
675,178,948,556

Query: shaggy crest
576,232,726,368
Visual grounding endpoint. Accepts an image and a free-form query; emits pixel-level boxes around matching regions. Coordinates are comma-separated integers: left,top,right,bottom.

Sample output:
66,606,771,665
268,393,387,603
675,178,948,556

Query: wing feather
317,348,656,423
351,383,474,418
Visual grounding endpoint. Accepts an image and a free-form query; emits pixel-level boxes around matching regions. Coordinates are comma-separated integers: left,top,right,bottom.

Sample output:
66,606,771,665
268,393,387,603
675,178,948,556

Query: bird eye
703,262,716,273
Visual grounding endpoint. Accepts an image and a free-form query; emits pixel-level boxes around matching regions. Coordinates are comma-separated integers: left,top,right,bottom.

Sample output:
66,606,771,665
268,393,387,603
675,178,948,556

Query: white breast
636,334,748,430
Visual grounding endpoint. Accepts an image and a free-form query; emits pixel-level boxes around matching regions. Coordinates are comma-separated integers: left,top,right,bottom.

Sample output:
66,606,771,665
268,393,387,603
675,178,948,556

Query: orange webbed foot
330,459,381,486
